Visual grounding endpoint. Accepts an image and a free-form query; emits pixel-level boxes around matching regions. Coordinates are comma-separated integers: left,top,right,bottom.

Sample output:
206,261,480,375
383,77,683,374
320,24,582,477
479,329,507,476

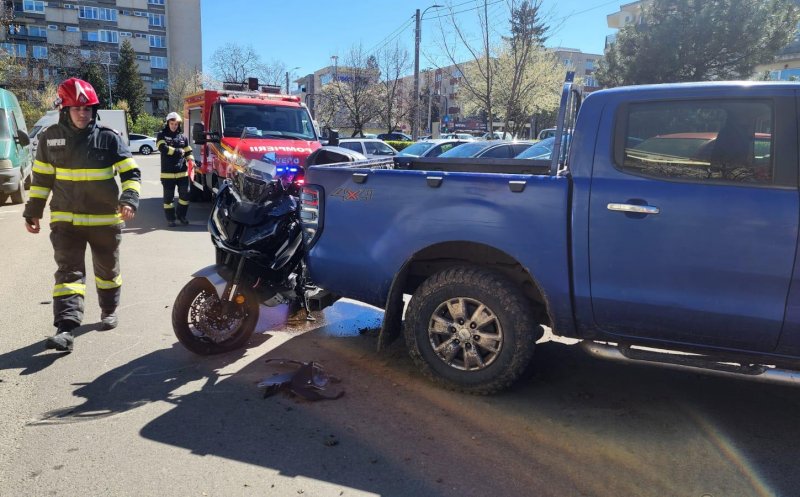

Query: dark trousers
162,177,190,222
50,224,122,327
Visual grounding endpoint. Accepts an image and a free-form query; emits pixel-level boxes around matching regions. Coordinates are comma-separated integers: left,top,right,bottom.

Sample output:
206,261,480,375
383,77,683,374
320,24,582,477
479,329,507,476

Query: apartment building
0,0,201,114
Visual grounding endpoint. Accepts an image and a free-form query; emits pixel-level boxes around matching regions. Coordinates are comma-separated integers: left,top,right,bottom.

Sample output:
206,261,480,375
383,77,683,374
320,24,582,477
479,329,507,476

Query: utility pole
413,5,441,140
413,9,420,140
426,70,433,135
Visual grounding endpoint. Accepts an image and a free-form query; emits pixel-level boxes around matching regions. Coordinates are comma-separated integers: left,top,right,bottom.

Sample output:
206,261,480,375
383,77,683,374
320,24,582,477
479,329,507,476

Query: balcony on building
116,0,148,9
46,29,81,47
136,59,152,75
117,13,148,31
128,36,150,54
45,6,79,24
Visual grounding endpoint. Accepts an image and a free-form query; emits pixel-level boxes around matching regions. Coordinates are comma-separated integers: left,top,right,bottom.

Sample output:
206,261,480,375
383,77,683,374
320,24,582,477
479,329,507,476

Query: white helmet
166,111,182,122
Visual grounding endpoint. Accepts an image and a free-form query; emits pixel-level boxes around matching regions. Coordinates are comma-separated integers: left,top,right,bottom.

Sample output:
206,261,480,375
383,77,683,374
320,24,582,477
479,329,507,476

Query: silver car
337,138,398,159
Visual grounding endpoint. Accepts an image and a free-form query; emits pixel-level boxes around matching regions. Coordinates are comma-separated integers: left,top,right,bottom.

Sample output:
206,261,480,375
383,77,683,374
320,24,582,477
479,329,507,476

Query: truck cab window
210,103,221,136
617,100,774,185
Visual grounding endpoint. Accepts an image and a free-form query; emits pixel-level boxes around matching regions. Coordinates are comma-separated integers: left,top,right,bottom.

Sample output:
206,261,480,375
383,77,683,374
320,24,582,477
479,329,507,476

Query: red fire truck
184,84,322,199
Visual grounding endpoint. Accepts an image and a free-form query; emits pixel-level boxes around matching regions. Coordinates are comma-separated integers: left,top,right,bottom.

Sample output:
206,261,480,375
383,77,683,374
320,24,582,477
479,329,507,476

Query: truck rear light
300,186,322,247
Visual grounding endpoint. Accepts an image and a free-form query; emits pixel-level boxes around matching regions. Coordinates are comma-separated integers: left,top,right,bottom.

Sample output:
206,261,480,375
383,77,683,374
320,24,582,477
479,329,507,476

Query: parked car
0,88,31,205
537,127,557,140
338,138,398,158
377,132,412,142
437,139,535,159
441,133,476,141
481,131,514,140
515,135,572,160
129,133,157,155
396,139,471,158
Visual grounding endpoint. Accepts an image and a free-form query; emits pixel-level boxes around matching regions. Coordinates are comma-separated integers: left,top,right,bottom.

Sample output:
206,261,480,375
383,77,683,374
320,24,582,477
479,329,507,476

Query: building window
32,46,48,59
134,11,147,17
147,13,164,27
23,1,45,13
1,43,26,58
79,6,99,19
148,0,166,5
148,34,166,48
98,30,119,43
82,31,98,42
80,7,118,21
152,79,167,90
150,56,167,69
64,4,77,9
585,59,594,70
47,24,58,30
27,25,47,37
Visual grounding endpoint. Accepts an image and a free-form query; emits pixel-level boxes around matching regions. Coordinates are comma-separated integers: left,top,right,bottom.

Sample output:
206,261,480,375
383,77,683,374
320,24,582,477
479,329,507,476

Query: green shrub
386,140,411,151
131,113,163,136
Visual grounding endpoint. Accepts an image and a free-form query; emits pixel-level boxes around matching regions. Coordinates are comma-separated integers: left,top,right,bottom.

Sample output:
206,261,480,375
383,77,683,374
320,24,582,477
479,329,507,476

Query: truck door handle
607,203,660,215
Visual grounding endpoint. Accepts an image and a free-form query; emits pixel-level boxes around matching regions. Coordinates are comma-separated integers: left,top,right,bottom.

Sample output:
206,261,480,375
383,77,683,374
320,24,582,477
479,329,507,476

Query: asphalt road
1,154,800,497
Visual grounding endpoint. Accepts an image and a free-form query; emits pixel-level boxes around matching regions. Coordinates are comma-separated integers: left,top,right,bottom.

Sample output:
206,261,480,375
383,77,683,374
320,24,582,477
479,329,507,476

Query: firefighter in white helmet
156,111,194,227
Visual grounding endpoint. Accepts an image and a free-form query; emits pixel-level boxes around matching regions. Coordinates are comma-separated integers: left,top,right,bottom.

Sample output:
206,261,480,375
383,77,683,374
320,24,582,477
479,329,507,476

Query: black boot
100,311,118,330
178,217,189,225
46,324,76,352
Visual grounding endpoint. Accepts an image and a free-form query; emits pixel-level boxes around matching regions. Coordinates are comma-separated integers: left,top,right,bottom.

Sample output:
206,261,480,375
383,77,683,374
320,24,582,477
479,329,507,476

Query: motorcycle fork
221,254,247,312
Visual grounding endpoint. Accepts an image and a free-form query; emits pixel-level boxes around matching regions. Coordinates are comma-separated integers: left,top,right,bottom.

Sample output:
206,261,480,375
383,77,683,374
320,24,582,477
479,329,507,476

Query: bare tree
332,44,381,137
168,63,203,111
435,0,500,132
256,58,288,87
209,43,261,83
375,41,412,134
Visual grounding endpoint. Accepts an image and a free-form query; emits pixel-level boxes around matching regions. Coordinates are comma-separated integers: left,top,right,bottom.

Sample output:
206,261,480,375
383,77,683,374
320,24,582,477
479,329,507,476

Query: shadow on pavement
121,197,211,236
20,322,800,497
0,322,104,375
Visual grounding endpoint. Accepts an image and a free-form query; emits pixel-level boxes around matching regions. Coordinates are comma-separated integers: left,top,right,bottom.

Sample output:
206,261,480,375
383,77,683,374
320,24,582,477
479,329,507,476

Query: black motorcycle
172,142,312,354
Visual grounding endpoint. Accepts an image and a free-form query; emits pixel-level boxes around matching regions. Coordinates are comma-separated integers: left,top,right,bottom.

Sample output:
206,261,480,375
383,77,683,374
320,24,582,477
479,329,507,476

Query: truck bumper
0,165,21,194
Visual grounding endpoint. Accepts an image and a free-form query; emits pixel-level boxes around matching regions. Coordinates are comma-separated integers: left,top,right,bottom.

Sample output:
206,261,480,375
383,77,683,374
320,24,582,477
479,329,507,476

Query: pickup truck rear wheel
404,266,539,394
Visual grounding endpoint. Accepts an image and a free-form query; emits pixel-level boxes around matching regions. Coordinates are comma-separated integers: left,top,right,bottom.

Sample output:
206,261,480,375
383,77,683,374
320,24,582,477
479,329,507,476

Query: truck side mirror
15,130,30,147
192,122,207,144
328,129,339,146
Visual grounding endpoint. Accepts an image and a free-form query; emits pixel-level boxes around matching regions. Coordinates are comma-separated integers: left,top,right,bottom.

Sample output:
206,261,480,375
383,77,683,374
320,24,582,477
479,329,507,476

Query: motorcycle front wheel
172,277,259,355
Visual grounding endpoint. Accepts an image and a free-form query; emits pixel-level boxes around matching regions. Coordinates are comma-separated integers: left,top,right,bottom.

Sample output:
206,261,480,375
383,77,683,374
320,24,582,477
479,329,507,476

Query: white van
30,109,129,155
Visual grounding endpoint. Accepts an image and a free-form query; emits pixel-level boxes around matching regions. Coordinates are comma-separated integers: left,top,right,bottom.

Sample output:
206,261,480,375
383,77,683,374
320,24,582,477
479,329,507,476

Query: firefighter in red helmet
23,77,141,352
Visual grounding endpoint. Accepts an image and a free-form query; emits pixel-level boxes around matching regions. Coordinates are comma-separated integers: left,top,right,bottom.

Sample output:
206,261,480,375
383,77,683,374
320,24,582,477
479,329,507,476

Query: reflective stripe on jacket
23,120,141,226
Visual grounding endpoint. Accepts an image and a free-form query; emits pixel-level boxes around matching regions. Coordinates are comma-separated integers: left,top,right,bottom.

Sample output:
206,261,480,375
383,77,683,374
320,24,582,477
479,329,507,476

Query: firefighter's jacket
156,126,193,180
23,118,141,226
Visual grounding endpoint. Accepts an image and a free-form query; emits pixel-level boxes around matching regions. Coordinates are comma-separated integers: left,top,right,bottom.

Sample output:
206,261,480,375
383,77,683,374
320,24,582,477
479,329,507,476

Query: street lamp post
285,66,300,95
439,93,449,132
330,55,339,81
413,4,441,140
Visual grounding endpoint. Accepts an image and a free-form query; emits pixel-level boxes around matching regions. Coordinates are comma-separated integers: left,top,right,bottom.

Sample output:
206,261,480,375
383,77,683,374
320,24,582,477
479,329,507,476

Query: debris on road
258,359,344,401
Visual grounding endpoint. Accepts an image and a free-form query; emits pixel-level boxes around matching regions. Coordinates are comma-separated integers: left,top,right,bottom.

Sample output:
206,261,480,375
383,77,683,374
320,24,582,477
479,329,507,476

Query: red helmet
57,78,100,108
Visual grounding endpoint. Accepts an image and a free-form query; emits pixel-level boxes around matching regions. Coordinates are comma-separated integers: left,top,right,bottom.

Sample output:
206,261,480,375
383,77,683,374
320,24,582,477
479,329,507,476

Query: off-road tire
172,277,259,355
403,265,540,394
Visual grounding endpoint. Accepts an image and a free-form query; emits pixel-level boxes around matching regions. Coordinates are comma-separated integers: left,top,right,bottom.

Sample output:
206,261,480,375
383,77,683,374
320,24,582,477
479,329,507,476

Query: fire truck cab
185,84,321,199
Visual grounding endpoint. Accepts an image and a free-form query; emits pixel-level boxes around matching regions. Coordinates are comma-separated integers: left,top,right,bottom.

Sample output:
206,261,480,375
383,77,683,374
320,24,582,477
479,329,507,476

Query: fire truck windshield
221,103,316,141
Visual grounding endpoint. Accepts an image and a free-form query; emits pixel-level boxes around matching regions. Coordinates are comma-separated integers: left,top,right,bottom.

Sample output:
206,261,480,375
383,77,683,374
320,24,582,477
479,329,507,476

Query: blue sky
200,0,618,79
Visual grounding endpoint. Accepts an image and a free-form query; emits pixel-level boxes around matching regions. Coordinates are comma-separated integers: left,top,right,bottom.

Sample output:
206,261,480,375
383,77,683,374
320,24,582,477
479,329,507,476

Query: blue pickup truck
300,78,800,394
